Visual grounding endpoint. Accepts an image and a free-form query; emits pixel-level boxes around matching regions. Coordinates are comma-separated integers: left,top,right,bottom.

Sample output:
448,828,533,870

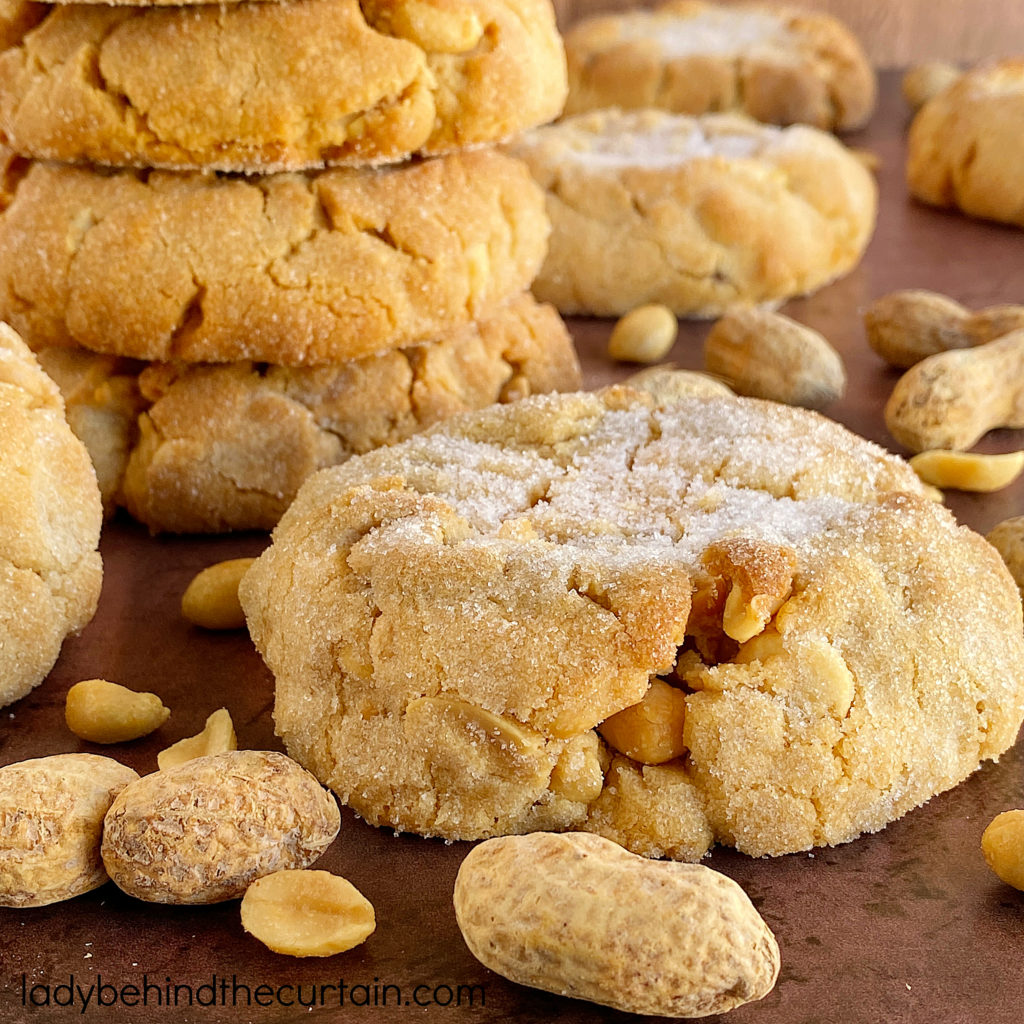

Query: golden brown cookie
564,0,876,131
240,387,1024,859
39,294,580,533
907,60,1024,229
0,0,566,171
0,323,102,709
507,109,876,317
0,148,549,364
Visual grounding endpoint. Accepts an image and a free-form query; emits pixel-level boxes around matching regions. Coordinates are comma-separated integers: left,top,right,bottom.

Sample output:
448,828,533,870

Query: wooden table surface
2,73,1024,1024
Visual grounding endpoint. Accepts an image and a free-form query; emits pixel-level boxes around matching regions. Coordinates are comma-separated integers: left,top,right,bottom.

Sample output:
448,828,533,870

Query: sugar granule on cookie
507,109,877,317
241,387,1024,860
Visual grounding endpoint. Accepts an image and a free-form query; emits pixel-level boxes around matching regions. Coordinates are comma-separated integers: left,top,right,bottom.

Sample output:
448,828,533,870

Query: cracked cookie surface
37,294,580,533
0,0,567,171
0,323,102,709
0,147,549,364
240,387,1024,858
563,0,875,131
506,109,876,317
907,60,1024,229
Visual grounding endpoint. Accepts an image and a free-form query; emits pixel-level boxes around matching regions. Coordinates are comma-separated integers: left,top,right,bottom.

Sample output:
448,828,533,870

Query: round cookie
240,388,1024,859
507,109,877,317
907,60,1024,229
0,323,102,709
38,294,581,533
564,0,876,131
0,148,549,365
0,0,566,172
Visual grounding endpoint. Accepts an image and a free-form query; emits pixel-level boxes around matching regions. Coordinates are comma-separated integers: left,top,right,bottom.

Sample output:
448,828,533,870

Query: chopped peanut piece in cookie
598,680,687,765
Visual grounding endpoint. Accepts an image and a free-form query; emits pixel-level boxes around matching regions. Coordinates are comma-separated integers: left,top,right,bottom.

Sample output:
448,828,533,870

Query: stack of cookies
0,0,579,532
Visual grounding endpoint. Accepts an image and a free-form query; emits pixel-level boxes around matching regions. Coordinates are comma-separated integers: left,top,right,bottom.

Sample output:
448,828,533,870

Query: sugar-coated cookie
241,388,1024,859
0,323,102,709
564,0,875,131
0,0,566,171
0,148,548,365
508,109,876,316
907,60,1024,229
39,295,580,533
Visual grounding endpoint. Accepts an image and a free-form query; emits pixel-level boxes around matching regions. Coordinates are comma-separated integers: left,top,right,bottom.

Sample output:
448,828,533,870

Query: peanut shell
454,831,780,1017
0,754,138,907
101,749,340,904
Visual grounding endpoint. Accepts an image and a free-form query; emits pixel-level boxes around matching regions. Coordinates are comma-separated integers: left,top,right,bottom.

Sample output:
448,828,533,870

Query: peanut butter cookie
907,59,1024,229
0,323,102,709
240,388,1024,858
564,0,875,131
38,295,580,533
507,109,876,316
0,0,566,171
0,148,548,364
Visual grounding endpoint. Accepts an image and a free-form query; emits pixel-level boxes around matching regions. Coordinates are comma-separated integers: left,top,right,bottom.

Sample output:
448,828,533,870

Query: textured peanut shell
101,750,340,904
0,754,139,907
884,330,1024,451
454,831,780,1016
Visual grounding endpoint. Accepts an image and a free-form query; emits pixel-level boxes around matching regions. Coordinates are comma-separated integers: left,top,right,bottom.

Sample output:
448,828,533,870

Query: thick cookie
39,294,580,533
0,0,566,171
507,109,876,317
240,388,1024,858
0,323,102,709
564,0,876,131
0,148,548,364
907,60,1024,229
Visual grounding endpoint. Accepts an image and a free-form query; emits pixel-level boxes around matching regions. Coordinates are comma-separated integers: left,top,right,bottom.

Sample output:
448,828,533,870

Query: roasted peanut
901,61,961,111
0,754,138,907
548,731,604,804
157,708,237,770
986,517,1024,600
608,304,678,364
981,809,1024,890
597,680,687,765
865,290,1024,368
623,364,733,402
909,450,1024,492
101,750,340,904
241,869,376,957
704,307,846,409
65,678,170,744
181,557,256,630
885,331,1024,451
454,832,780,1017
